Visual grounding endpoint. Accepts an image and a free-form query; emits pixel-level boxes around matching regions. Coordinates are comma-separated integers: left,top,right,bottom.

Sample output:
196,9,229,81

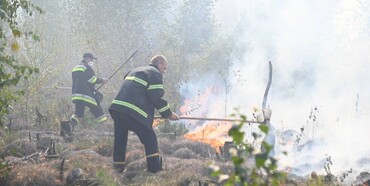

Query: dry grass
1,122,370,185
121,157,228,185
62,150,117,179
92,139,114,157
173,147,199,159
172,139,218,160
6,160,63,186
1,139,37,157
36,135,65,150
126,149,145,164
158,137,173,155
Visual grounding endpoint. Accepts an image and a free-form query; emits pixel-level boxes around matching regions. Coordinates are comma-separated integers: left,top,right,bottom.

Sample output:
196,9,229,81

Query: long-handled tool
52,83,71,90
52,46,141,92
96,45,142,90
154,116,264,124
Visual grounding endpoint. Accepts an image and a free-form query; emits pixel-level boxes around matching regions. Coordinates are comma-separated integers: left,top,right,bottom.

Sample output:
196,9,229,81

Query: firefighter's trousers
110,110,162,173
73,100,106,122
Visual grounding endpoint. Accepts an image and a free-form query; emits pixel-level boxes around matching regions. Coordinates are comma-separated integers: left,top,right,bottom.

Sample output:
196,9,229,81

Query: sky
181,0,370,182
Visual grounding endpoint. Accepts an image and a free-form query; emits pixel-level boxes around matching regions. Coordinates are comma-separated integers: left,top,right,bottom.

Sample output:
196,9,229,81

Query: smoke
202,0,370,180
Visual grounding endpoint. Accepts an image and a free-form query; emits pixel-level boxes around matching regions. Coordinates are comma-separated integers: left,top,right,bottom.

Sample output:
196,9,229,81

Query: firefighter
109,54,179,173
70,52,108,128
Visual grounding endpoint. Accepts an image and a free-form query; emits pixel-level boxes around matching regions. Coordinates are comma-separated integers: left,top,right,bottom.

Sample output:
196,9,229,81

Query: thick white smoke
210,0,370,182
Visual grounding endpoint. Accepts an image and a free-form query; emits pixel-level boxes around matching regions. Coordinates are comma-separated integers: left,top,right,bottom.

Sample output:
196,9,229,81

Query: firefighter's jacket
109,64,172,128
71,61,103,106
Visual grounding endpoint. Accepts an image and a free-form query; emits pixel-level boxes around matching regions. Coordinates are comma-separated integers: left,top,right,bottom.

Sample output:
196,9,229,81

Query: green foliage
308,176,324,186
95,167,116,186
211,111,286,186
0,0,229,129
0,130,20,146
0,0,42,126
0,162,12,184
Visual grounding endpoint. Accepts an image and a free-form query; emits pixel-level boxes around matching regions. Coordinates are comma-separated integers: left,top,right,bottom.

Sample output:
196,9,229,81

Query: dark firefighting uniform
109,64,172,173
71,60,107,123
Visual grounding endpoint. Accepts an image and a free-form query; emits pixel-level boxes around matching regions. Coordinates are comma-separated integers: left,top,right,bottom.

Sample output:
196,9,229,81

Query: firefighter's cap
83,53,97,60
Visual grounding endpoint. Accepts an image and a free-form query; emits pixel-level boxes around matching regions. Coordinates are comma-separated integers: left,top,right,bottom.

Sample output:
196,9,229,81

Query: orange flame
179,86,234,152
153,119,161,128
184,121,232,152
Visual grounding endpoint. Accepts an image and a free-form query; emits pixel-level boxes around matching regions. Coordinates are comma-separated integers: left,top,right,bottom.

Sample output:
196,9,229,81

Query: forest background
1,0,370,185
1,0,238,128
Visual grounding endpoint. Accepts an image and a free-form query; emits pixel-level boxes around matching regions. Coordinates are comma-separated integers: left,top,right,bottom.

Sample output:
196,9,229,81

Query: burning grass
184,121,232,153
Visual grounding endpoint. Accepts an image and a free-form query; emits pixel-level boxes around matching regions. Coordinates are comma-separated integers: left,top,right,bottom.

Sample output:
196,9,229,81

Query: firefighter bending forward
109,54,179,173
70,53,108,127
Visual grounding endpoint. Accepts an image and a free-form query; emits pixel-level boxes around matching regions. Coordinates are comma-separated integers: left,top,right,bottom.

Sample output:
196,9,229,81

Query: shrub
210,112,286,186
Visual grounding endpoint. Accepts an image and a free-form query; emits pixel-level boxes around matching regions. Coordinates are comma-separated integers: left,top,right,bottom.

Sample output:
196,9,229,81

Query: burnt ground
0,121,369,186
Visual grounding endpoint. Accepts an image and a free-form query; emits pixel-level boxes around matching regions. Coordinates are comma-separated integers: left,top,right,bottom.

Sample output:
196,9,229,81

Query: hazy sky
182,0,370,181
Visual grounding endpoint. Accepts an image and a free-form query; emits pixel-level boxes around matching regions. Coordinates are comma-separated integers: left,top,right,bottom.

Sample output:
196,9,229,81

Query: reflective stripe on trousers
110,110,161,173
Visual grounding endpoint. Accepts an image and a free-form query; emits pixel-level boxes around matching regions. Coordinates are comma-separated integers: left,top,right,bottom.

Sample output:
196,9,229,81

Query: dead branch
262,61,272,109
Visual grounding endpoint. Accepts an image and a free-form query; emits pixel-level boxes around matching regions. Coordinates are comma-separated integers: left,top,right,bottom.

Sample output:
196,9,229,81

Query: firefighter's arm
85,67,107,84
87,76,106,85
147,73,172,118
149,96,172,118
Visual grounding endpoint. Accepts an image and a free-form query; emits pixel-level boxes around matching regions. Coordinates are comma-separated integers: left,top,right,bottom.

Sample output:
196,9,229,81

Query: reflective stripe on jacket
109,64,172,128
71,61,103,106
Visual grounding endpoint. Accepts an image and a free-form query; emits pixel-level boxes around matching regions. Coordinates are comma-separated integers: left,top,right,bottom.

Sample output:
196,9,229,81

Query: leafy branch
0,0,43,125
210,110,285,186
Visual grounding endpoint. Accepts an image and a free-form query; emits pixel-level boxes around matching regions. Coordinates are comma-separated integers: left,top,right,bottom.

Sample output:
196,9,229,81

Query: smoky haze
185,0,370,181
13,0,369,182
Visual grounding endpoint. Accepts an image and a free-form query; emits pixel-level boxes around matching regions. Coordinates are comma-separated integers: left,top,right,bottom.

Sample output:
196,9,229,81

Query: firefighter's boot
113,162,125,173
69,114,79,131
147,155,161,173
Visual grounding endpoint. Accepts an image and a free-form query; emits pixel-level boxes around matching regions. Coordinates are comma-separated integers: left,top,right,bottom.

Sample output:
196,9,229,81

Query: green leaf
32,34,40,41
255,153,267,167
259,124,269,134
12,29,21,37
231,156,244,165
228,125,244,144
